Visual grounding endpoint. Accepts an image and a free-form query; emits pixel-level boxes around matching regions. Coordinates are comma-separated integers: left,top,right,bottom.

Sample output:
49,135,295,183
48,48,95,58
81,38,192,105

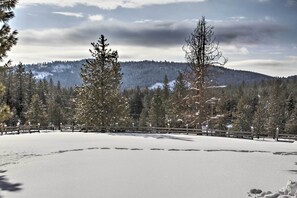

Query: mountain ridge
22,60,275,89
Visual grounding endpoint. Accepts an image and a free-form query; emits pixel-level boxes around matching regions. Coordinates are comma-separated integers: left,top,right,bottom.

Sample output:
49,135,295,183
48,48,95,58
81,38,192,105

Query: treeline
1,63,297,135
0,63,75,127
124,75,297,135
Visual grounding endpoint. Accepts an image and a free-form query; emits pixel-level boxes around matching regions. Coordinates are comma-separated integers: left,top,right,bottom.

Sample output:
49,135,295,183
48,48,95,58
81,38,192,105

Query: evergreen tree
168,72,187,127
163,74,169,101
25,94,47,125
162,74,171,126
14,62,25,123
139,93,152,127
129,87,143,126
0,82,11,122
285,106,297,134
47,81,64,128
183,16,227,127
233,96,254,131
26,70,35,107
214,90,230,130
76,35,130,128
252,95,268,137
0,0,17,65
148,88,165,127
0,0,17,123
267,80,286,136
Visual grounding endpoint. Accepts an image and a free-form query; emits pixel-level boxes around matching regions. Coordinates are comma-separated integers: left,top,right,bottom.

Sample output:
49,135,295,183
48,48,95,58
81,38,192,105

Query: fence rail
1,124,295,142
59,125,295,141
0,125,41,135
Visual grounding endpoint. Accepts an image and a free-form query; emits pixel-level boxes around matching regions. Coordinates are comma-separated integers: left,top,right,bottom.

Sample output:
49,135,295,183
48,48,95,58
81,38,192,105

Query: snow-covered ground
0,132,296,198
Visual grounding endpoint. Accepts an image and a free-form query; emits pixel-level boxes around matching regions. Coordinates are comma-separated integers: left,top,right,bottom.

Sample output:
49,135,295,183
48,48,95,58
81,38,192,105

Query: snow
31,71,53,79
52,64,72,73
0,132,296,198
149,80,176,90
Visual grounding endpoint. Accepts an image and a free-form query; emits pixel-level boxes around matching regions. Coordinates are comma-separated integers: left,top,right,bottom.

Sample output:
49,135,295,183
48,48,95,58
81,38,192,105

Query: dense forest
1,61,297,135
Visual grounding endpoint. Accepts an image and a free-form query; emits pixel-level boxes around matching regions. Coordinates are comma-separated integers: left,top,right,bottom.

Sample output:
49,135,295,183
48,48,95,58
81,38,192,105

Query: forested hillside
23,60,274,89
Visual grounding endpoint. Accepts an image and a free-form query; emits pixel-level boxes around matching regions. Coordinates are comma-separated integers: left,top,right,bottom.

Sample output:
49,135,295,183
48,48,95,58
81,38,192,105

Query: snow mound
149,80,176,90
249,180,297,197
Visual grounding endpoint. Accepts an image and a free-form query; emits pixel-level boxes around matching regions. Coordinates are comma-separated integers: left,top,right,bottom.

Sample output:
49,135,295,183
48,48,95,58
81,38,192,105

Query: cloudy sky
8,0,297,77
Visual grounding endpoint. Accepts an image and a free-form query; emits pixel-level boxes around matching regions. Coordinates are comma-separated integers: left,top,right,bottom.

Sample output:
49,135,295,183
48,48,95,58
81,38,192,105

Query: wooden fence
60,125,296,141
1,124,296,142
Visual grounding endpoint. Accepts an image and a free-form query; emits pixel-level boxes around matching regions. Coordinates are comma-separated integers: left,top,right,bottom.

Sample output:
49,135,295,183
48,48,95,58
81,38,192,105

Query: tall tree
0,0,17,123
252,94,268,137
129,87,143,126
162,74,169,101
148,88,165,127
183,16,227,127
25,94,47,125
76,35,130,128
0,82,11,122
14,62,25,123
233,96,254,131
267,80,286,136
285,106,297,134
0,0,17,65
167,72,187,127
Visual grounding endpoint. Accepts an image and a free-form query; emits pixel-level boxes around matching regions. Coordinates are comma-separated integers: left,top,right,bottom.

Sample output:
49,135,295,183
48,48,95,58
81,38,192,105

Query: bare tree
183,16,227,128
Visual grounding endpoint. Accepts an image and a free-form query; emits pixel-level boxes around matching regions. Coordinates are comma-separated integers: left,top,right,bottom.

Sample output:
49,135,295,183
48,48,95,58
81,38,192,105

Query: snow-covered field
0,132,296,198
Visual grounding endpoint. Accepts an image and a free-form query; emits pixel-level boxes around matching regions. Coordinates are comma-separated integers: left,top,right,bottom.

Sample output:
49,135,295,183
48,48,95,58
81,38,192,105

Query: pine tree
76,35,130,128
252,95,268,137
14,62,25,123
163,74,169,101
47,81,64,128
168,72,187,127
0,0,17,123
26,70,35,107
129,87,143,126
139,93,152,127
162,74,171,126
285,106,297,134
0,0,17,65
267,80,286,136
148,88,165,127
233,96,254,131
214,90,230,130
25,94,47,125
0,82,11,122
183,16,227,128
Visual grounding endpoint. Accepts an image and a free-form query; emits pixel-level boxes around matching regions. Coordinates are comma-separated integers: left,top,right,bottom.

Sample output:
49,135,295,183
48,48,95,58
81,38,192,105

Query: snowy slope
0,132,296,198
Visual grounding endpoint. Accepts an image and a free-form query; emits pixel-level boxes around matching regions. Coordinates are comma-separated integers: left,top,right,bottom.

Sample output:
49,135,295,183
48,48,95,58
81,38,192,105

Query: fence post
251,126,254,140
275,127,279,141
4,124,7,135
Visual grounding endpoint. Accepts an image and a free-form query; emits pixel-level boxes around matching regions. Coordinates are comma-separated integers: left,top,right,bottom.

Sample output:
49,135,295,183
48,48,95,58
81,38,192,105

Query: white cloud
229,16,246,21
88,15,104,22
52,12,84,18
19,0,206,10
221,45,249,55
10,19,189,64
226,57,297,77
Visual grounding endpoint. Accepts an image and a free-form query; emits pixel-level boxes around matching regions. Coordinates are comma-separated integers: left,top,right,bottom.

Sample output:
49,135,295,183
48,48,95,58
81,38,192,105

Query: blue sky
8,0,297,77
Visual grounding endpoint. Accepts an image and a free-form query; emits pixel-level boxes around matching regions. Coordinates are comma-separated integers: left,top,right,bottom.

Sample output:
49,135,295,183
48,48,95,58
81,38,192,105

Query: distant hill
23,60,274,89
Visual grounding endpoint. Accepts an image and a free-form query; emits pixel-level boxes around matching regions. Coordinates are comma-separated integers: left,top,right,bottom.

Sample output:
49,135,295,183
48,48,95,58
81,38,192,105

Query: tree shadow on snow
0,170,23,194
289,170,297,174
288,163,297,174
109,133,193,142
